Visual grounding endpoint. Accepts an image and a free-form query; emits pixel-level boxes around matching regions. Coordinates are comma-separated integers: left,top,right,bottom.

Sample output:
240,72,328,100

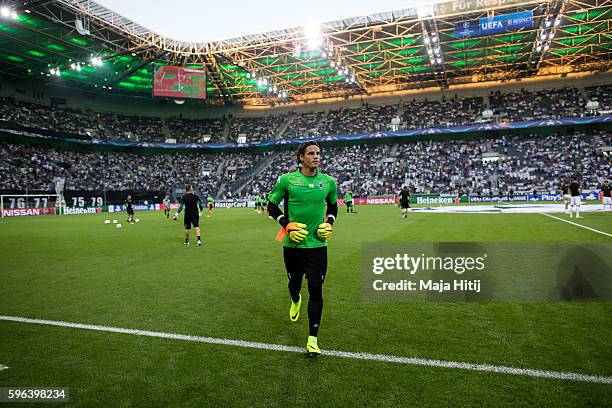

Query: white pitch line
541,213,612,238
0,365,8,371
1,316,611,384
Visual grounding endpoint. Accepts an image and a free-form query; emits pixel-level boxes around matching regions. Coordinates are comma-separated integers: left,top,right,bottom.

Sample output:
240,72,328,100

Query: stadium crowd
2,130,607,199
283,111,326,138
166,116,225,143
317,104,399,135
95,112,163,142
241,131,609,197
229,114,289,142
0,143,266,196
489,87,587,121
0,85,609,143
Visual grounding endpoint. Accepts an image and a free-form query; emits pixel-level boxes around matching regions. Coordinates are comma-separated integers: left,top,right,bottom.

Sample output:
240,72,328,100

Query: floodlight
305,23,322,50
417,6,434,19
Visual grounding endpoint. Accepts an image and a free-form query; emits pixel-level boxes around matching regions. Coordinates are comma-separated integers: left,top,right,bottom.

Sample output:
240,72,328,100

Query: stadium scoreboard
153,66,207,100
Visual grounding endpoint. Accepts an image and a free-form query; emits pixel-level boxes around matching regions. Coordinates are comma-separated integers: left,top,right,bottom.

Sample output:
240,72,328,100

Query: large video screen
153,66,207,99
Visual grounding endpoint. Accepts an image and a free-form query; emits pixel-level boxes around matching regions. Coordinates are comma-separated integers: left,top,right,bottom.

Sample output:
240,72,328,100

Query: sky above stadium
96,0,431,42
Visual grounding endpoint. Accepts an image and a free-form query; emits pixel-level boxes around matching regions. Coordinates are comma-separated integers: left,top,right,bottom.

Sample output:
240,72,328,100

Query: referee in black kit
399,186,411,219
176,185,204,246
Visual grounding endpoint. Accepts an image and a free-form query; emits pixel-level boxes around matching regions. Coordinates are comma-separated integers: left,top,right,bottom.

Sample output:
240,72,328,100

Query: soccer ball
135,218,140,223
112,220,118,224
104,220,111,224
116,224,122,229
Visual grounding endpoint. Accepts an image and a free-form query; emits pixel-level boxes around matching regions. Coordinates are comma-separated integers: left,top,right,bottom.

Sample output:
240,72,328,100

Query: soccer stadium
0,0,611,405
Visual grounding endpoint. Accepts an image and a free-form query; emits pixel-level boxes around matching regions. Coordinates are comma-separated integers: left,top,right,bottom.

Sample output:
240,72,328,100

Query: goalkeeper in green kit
267,141,338,355
345,190,356,213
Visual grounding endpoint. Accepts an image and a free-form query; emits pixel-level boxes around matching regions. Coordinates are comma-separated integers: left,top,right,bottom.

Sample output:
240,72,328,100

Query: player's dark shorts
127,207,134,215
208,203,214,210
346,200,353,207
184,214,199,229
400,199,410,209
283,246,327,281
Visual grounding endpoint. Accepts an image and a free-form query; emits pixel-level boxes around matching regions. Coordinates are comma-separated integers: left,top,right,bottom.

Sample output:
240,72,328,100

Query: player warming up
561,179,570,214
163,195,171,219
174,185,204,246
267,141,338,356
254,195,262,213
125,195,135,223
601,180,611,210
345,190,356,213
399,186,411,218
207,195,214,218
568,176,583,219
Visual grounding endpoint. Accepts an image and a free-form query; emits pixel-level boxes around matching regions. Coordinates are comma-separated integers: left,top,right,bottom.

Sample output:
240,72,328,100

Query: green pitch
0,206,610,406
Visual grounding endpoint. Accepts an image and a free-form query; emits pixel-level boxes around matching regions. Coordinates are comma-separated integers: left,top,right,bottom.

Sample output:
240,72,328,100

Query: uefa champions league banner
469,195,529,203
455,11,533,37
2,115,611,151
468,192,600,203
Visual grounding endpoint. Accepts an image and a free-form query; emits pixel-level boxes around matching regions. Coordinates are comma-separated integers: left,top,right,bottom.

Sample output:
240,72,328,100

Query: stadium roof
0,0,609,106
95,0,424,43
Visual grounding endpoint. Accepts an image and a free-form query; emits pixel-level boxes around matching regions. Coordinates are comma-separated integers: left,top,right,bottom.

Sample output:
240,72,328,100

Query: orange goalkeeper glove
316,222,333,241
286,222,308,243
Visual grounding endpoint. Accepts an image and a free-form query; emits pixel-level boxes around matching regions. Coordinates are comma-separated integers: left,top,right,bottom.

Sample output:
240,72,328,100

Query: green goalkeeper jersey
345,191,353,202
268,169,338,249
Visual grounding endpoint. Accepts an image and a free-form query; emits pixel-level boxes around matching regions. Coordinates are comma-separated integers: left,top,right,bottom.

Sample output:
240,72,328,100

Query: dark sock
288,274,302,304
307,279,324,337
197,236,201,241
185,239,189,243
